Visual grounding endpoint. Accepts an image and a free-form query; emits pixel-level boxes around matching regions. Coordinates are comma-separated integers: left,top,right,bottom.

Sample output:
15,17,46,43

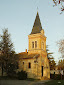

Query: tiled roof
30,12,42,34
19,52,40,59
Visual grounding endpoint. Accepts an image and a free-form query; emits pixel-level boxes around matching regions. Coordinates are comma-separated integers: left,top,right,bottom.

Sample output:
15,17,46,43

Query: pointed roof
30,12,42,34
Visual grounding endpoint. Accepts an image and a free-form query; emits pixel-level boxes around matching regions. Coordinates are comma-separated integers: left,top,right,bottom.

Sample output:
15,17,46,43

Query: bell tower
28,12,46,54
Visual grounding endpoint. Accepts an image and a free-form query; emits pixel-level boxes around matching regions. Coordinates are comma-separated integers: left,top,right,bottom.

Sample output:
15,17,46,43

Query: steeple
31,12,42,34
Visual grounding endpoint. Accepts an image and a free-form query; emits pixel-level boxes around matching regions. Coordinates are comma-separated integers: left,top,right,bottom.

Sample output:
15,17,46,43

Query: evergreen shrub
17,70,27,80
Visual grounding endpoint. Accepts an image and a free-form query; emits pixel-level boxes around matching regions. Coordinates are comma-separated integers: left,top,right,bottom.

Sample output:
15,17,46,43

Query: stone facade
18,12,50,80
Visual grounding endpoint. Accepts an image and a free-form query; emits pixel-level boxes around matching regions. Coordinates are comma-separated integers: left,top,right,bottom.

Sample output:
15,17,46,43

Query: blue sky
0,0,64,63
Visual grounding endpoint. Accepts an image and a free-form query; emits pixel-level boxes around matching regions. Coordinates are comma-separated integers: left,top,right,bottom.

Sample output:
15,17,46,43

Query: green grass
26,78,40,81
45,80,64,85
0,76,40,81
0,76,18,80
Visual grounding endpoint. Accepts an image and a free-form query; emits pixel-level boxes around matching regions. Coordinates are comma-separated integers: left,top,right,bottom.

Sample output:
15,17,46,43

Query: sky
0,0,64,63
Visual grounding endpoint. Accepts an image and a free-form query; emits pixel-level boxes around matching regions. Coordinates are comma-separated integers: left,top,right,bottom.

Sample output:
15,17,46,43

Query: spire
30,12,42,34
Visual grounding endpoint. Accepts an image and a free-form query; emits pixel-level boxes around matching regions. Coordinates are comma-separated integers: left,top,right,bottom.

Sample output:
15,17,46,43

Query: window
28,62,31,68
32,42,34,48
35,41,37,48
23,62,24,65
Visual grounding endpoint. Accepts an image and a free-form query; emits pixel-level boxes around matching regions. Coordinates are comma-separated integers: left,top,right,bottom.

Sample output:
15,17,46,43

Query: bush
7,63,17,78
7,71,17,78
50,74,64,80
17,70,27,80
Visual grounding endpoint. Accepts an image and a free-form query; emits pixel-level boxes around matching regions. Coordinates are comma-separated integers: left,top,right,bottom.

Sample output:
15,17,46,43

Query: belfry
18,12,50,80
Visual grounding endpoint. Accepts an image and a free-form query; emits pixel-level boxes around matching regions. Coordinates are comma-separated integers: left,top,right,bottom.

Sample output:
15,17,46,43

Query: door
42,66,43,76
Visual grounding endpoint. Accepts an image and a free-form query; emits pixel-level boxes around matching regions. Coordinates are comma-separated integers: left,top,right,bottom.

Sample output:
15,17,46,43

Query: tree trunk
2,62,4,76
6,61,7,75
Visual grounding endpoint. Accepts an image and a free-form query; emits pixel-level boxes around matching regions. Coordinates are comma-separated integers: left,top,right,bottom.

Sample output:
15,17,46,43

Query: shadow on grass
26,78,40,81
0,76,40,82
0,76,18,80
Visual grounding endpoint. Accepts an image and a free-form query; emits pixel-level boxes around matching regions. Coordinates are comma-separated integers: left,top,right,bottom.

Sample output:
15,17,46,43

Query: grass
45,80,64,85
0,76,18,80
0,76,40,81
26,78,40,81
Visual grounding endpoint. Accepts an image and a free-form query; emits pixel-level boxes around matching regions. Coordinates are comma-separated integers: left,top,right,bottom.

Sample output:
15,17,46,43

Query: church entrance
42,66,43,76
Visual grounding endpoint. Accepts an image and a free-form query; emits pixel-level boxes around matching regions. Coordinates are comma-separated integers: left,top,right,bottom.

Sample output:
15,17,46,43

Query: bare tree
57,39,64,58
53,0,64,13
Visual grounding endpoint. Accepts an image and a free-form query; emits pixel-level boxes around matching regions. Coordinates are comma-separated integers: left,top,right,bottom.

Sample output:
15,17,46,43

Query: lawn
45,80,64,85
0,76,18,80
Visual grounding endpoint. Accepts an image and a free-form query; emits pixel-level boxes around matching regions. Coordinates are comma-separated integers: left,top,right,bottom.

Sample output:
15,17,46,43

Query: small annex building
18,12,50,80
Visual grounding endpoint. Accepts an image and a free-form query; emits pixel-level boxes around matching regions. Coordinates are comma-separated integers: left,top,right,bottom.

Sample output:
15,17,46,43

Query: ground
0,80,32,85
0,80,49,85
0,80,64,85
45,80,64,85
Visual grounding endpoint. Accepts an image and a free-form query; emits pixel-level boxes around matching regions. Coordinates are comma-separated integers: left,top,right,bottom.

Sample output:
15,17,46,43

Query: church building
18,12,50,80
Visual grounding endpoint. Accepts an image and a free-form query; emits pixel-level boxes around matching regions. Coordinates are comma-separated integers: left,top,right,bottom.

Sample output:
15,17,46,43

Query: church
18,12,50,80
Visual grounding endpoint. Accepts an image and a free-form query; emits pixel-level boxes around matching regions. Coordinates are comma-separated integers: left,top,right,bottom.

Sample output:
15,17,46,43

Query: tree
58,59,64,70
46,45,56,70
50,59,56,70
53,0,64,13
46,45,53,57
57,39,64,76
57,39,64,58
0,28,18,76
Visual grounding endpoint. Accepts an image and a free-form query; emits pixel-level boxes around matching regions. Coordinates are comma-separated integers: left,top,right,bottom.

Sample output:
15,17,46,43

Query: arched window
28,62,31,68
23,62,24,65
32,42,34,48
35,41,37,48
